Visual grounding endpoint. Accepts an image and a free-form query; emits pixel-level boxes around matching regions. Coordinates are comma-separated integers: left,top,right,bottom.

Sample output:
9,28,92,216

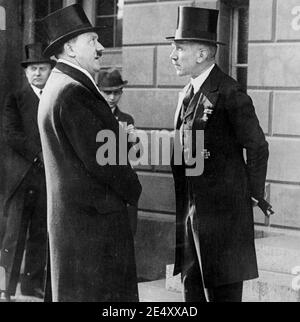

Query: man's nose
35,69,41,75
170,49,177,60
96,40,105,52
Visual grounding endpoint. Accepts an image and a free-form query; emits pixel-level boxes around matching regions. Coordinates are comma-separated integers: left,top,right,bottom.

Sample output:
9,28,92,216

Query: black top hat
21,43,56,68
166,6,225,45
98,69,128,91
40,4,102,57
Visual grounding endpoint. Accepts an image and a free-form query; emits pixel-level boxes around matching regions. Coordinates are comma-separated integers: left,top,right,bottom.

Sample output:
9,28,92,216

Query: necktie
39,90,43,96
181,84,194,119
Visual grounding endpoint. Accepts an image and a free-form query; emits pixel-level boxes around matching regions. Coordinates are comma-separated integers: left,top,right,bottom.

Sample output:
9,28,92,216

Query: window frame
95,0,124,49
227,0,249,90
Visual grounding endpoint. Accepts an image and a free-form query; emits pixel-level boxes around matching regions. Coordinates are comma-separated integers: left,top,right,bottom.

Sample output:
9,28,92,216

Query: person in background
0,42,55,300
98,68,139,235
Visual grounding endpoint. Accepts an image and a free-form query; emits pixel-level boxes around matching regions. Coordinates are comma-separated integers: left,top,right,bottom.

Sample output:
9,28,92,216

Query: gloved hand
33,153,44,170
257,199,274,217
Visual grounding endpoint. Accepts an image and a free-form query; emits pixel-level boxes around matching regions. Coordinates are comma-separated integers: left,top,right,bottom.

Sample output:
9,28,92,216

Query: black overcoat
38,62,142,302
171,65,269,287
113,106,134,125
0,85,46,292
113,106,138,235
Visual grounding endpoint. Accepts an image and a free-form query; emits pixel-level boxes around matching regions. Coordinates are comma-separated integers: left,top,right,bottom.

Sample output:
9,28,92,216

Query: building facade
1,0,300,300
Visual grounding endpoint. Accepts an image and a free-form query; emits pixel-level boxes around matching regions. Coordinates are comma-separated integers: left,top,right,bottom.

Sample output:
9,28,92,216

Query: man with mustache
1,43,55,300
168,7,269,302
38,4,141,302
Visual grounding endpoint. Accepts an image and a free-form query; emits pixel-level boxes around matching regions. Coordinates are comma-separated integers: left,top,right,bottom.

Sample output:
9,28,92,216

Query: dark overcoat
38,62,142,302
0,85,46,293
113,106,134,125
113,106,138,235
171,65,269,288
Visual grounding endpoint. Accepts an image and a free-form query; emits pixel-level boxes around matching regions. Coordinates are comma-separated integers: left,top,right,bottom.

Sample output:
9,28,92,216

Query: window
95,0,124,48
34,0,63,43
35,0,63,19
0,6,6,31
228,0,249,91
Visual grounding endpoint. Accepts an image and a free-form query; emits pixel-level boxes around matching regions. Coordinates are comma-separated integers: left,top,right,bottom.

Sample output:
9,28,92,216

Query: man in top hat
0,42,55,300
38,4,141,302
168,6,270,302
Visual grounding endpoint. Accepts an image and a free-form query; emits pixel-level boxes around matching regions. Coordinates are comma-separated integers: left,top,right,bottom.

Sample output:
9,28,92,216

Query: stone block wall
248,0,300,229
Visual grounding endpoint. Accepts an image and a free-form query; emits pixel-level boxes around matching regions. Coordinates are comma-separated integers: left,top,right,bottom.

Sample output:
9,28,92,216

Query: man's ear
64,42,76,58
196,48,208,63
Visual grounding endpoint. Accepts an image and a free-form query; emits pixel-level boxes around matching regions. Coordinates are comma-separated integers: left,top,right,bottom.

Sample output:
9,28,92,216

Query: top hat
40,4,102,57
98,69,128,91
166,6,225,45
21,43,56,68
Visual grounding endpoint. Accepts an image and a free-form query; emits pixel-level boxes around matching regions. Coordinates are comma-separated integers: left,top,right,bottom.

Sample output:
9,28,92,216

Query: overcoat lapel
23,85,40,125
174,65,224,130
191,65,224,128
55,62,107,104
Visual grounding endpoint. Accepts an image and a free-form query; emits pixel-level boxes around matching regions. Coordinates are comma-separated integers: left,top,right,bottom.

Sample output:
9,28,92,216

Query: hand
38,152,44,164
257,199,274,217
34,153,44,169
127,124,138,143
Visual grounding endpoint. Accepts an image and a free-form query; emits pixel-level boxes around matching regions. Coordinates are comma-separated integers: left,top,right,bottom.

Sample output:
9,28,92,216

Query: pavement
0,280,181,302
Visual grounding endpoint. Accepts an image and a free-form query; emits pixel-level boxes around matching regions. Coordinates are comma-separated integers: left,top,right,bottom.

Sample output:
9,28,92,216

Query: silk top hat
21,43,56,68
166,6,225,45
41,4,102,57
98,69,128,91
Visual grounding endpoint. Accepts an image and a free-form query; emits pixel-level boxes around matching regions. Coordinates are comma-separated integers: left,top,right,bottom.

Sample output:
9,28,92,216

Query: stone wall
248,0,300,229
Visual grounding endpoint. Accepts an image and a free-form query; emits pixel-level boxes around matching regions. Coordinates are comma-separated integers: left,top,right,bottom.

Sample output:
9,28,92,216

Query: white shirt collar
30,84,43,99
190,63,215,94
57,58,101,94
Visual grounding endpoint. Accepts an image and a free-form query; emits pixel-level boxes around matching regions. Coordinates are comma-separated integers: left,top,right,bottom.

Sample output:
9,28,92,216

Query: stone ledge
166,264,300,302
138,279,182,302
165,232,300,301
243,270,300,302
256,233,300,274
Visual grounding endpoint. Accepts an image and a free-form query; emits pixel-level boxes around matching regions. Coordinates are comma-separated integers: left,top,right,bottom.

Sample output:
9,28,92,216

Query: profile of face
100,88,123,110
170,41,206,78
69,32,104,76
25,63,52,89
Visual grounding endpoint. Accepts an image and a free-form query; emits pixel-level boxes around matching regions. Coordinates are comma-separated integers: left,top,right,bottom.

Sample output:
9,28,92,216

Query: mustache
96,50,103,58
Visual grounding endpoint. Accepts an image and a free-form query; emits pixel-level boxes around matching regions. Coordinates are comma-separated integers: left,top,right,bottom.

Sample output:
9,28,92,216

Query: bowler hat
21,43,56,68
166,6,225,45
40,4,102,57
98,69,128,91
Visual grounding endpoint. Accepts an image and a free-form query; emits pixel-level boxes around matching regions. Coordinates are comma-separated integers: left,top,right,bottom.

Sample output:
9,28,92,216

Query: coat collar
113,106,121,117
22,83,39,105
55,62,107,104
174,64,224,129
199,64,224,97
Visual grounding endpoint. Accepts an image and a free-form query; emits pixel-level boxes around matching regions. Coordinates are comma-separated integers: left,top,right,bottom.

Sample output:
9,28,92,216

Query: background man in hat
38,4,141,302
98,68,139,235
168,6,269,302
0,42,55,300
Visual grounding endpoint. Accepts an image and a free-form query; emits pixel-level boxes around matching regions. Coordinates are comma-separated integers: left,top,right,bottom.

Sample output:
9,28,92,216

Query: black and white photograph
0,0,299,309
